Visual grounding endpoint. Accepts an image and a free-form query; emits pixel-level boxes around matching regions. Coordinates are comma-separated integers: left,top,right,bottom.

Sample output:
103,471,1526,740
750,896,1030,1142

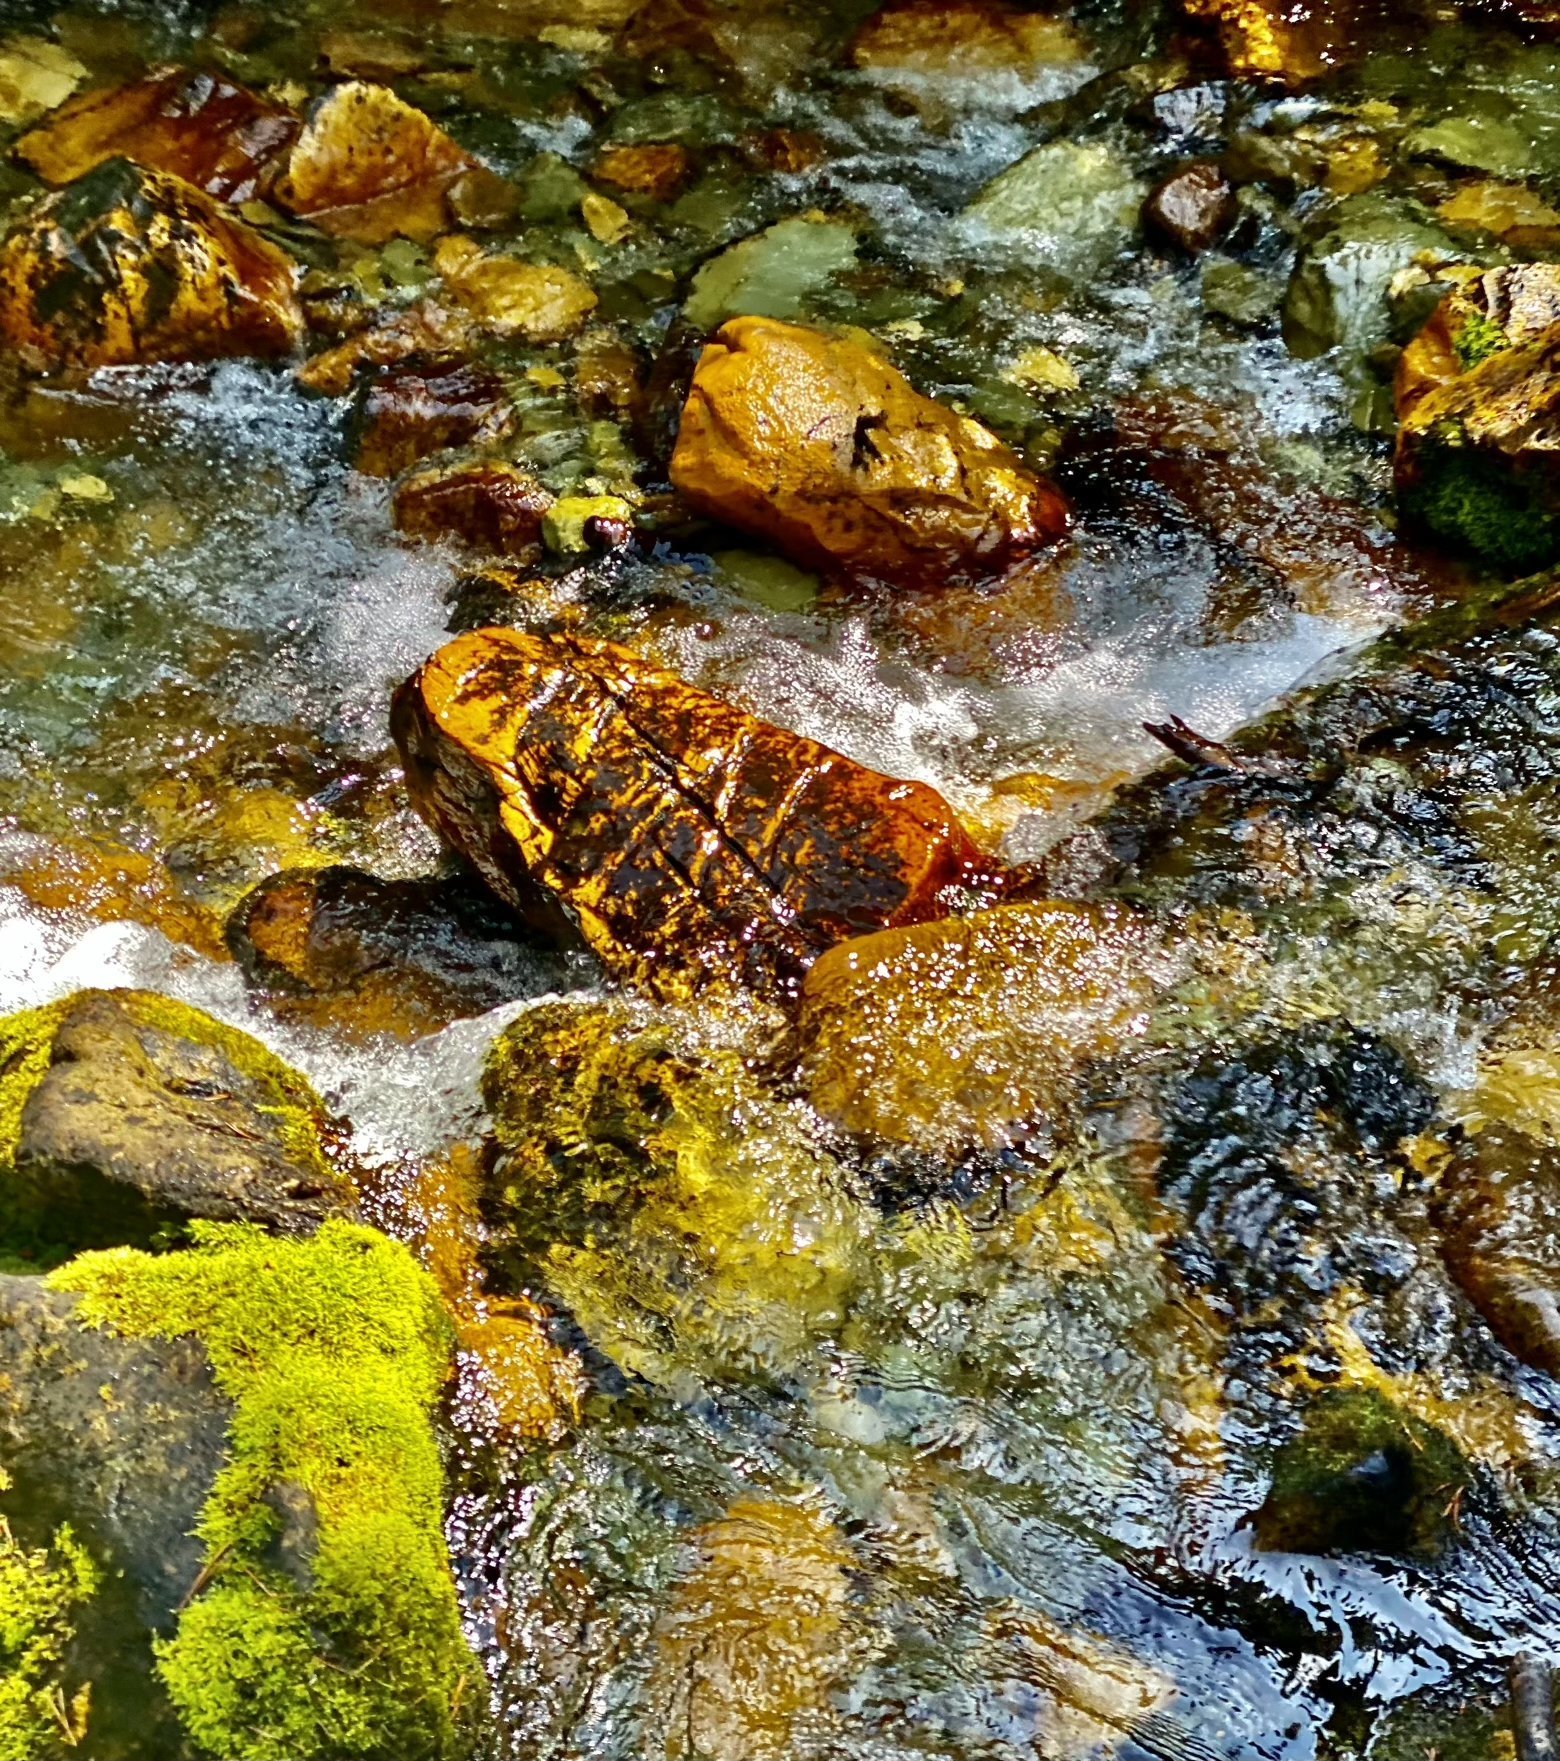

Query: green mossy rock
0,989,356,1258
50,1220,482,1761
682,215,859,332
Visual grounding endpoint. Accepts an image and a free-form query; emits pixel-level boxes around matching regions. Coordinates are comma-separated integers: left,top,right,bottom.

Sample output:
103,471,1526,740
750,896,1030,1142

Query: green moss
50,1220,479,1761
1453,310,1510,371
0,1471,99,1761
1402,438,1559,572
0,1004,61,1173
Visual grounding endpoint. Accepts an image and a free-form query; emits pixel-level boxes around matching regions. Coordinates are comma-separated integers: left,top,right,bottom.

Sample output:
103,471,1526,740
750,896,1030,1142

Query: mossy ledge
49,1220,481,1761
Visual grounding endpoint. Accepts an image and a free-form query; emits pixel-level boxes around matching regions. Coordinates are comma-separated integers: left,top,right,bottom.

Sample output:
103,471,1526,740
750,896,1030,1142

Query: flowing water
3,0,1560,1755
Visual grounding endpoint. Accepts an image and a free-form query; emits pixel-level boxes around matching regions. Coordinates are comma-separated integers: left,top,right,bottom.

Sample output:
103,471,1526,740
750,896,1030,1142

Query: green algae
0,1472,99,1761
50,1220,479,1761
1452,310,1510,372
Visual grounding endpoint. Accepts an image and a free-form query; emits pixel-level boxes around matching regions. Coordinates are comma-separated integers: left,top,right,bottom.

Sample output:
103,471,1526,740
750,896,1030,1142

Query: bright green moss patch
0,1003,60,1173
0,1470,99,1761
50,1220,479,1761
1402,439,1559,572
1452,310,1510,372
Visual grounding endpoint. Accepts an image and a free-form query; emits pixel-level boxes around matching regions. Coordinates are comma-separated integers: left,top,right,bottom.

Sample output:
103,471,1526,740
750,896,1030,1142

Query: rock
0,36,86,127
682,216,859,333
271,82,478,244
964,139,1144,272
1252,1388,1469,1559
1144,159,1237,253
1394,315,1560,571
483,1001,872,1386
227,864,568,1039
0,160,304,372
644,1498,854,1759
670,316,1069,590
16,69,299,203
296,299,469,396
394,626,1003,1003
392,456,553,558
1437,179,1560,250
540,492,635,555
795,901,1174,1154
1395,263,1560,420
432,234,597,342
850,0,1087,89
0,989,355,1252
350,356,514,478
1180,0,1362,85
591,142,694,200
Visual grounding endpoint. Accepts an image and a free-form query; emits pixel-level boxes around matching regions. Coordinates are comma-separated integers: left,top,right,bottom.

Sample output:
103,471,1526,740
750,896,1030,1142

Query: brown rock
351,357,514,477
393,457,553,558
1395,263,1560,422
670,316,1070,589
0,159,303,372
296,299,469,396
392,626,1004,1003
271,81,477,243
850,0,1086,82
591,142,694,201
740,127,829,174
432,235,598,342
795,901,1174,1154
16,68,299,202
1144,159,1237,253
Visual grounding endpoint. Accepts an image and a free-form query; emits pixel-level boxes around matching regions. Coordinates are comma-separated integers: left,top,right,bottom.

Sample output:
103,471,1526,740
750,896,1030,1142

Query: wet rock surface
0,989,355,1250
394,625,1001,1001
669,316,1070,589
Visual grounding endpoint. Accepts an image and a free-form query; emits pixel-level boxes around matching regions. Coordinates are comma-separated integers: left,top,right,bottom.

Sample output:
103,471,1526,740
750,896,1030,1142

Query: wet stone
0,159,304,372
0,989,356,1253
432,235,598,343
1144,159,1238,253
392,456,554,558
350,356,515,478
393,626,1003,1003
1180,0,1366,85
16,68,299,203
670,316,1070,590
849,0,1087,86
591,142,695,201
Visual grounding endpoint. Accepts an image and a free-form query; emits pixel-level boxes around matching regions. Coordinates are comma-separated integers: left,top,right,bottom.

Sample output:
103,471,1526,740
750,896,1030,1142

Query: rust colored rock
1144,160,1237,253
850,0,1086,81
392,626,1003,1003
296,299,468,396
1180,0,1361,84
393,457,553,558
1395,263,1560,422
16,68,299,202
272,81,478,243
670,316,1069,589
351,357,514,478
0,159,303,372
592,142,694,201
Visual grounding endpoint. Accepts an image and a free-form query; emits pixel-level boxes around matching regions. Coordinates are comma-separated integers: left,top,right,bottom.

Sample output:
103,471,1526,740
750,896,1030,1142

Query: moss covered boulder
394,626,1002,1004
0,159,303,373
0,990,354,1256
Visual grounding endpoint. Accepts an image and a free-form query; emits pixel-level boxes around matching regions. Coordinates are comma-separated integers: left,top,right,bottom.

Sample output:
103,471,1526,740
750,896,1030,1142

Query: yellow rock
796,900,1175,1154
1181,0,1359,84
1438,180,1560,245
433,234,598,341
580,190,631,245
670,316,1070,588
851,0,1086,84
273,81,478,244
645,1498,854,1761
0,35,85,126
1004,344,1080,394
0,160,303,372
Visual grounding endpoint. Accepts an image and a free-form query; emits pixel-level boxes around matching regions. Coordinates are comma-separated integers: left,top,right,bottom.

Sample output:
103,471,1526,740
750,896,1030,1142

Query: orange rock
272,81,478,243
1395,264,1560,422
296,299,469,396
1180,0,1361,84
795,900,1174,1153
16,67,299,202
392,626,1004,1003
592,142,695,201
351,357,515,477
851,0,1086,82
670,316,1069,589
3,834,228,960
393,457,553,557
0,159,303,371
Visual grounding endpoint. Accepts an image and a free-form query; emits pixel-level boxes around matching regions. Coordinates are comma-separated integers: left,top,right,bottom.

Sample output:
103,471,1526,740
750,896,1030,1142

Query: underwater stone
0,159,303,372
394,626,1002,1003
1144,159,1238,253
964,138,1144,272
432,235,597,342
682,216,858,332
0,990,355,1253
392,456,554,558
850,0,1086,85
670,316,1069,589
350,356,515,477
1395,264,1560,420
591,141,694,201
17,68,299,202
272,81,478,244
1180,0,1364,85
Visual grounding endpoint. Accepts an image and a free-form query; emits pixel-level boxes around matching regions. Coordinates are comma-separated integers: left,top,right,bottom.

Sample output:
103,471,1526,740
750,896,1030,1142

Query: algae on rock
50,1220,480,1761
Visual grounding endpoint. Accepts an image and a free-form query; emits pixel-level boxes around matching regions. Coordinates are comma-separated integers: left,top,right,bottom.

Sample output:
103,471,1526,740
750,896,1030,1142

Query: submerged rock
272,81,478,244
670,316,1068,590
591,142,694,201
682,216,858,333
850,0,1086,87
1144,159,1238,253
0,989,354,1253
483,1001,872,1386
1395,267,1560,569
16,68,299,202
392,456,554,558
393,626,1001,1003
1180,0,1363,84
964,138,1144,271
795,900,1172,1154
0,160,303,372
0,35,85,127
350,356,515,477
432,235,597,343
